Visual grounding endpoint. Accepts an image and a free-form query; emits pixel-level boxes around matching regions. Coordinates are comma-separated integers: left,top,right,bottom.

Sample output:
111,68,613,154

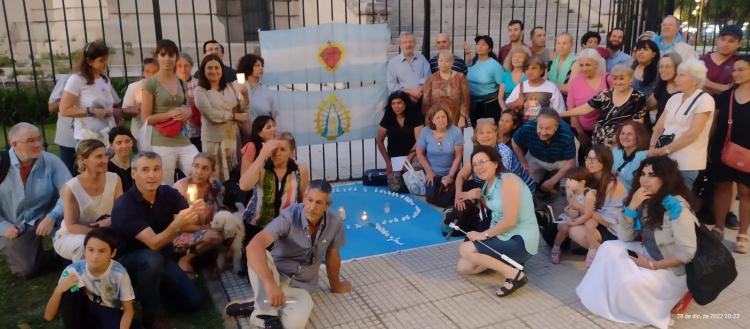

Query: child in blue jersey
44,227,136,329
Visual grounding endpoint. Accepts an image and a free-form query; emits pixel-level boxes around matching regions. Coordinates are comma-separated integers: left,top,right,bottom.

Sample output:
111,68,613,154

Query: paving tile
386,242,462,273
307,289,372,328
321,315,387,329
477,318,531,329
379,303,458,329
432,291,517,329
519,305,600,329
339,256,404,287
401,266,479,300
356,277,429,314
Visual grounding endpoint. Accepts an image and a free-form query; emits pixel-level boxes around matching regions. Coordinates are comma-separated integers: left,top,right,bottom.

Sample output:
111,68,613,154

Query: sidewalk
212,229,750,329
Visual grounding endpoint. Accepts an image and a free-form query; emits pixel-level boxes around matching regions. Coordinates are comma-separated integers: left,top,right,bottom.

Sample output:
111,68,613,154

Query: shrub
0,86,53,125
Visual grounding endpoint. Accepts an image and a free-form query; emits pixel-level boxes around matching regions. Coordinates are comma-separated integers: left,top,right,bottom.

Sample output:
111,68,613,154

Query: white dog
211,210,245,273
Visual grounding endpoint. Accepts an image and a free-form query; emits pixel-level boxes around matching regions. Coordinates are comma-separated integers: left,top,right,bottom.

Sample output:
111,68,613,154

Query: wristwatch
664,148,671,155
484,232,490,239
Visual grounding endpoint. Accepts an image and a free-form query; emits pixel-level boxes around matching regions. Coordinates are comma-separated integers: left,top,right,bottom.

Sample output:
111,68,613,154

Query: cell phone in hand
627,249,638,258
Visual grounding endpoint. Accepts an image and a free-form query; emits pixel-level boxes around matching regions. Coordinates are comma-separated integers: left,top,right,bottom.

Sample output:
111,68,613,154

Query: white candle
338,206,346,220
186,184,198,203
361,211,368,221
236,73,246,85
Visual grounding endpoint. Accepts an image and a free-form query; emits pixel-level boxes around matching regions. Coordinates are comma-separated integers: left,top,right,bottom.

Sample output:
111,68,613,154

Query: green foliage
110,76,130,99
0,55,14,66
0,86,53,125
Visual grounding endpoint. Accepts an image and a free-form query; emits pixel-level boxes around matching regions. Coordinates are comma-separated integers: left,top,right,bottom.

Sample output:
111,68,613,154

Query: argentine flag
259,23,390,85
272,84,388,145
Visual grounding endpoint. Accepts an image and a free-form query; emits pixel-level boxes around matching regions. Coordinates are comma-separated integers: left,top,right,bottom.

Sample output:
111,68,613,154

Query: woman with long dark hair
376,91,424,192
240,115,277,175
631,39,661,98
577,156,697,329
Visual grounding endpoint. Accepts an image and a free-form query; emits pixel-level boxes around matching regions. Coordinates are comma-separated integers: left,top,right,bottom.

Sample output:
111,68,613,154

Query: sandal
735,234,749,254
496,270,527,297
551,248,561,264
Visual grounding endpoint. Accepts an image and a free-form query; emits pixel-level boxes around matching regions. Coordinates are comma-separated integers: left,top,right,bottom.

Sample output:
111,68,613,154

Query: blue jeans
59,145,76,176
473,235,532,265
118,249,202,323
61,289,133,329
681,170,699,189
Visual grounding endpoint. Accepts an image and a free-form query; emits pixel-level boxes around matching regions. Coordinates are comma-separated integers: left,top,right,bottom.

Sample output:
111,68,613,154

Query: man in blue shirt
387,32,431,103
245,180,350,329
110,151,204,329
605,28,633,72
0,122,70,278
512,108,576,193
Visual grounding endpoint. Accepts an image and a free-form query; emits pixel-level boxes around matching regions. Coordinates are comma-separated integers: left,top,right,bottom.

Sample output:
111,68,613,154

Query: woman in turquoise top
466,35,504,127
456,145,539,297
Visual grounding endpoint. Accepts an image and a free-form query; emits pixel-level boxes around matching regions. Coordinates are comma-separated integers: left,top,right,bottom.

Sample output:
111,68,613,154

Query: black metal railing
2,0,747,181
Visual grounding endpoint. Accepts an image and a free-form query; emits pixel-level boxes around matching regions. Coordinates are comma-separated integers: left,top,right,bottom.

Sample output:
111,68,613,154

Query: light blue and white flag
259,23,390,85
272,84,388,145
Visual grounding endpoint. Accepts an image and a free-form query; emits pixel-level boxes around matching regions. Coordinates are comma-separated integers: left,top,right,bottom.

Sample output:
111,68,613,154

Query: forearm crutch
448,222,525,271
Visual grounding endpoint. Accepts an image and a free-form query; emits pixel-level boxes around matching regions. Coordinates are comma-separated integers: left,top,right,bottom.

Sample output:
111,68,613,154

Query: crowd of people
0,13,748,329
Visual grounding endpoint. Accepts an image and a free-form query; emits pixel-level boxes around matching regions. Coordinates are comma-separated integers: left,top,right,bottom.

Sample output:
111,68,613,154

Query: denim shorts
473,235,532,265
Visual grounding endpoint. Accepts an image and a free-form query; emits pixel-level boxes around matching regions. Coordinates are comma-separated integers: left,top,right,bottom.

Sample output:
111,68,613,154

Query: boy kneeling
44,227,136,329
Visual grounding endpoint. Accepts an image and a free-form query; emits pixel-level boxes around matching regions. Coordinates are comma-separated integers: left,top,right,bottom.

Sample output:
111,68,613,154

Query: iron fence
1,0,747,181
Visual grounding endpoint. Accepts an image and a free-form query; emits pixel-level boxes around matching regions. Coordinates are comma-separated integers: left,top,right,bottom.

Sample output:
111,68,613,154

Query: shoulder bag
720,90,750,173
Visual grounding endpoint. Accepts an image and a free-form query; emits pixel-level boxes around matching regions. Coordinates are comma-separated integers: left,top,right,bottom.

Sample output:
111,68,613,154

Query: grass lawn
0,243,224,329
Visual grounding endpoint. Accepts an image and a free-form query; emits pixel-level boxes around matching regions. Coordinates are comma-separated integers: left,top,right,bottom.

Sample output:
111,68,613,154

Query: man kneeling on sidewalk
245,180,352,329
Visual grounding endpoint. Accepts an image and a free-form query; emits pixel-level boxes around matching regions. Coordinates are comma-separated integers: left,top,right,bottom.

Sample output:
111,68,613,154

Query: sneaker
263,316,283,329
726,212,740,230
225,299,255,317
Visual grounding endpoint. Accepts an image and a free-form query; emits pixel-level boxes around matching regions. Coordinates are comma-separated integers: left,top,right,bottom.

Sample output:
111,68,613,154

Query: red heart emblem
319,44,343,70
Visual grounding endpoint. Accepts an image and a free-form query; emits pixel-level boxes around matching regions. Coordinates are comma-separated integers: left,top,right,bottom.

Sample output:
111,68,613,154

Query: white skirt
576,240,687,329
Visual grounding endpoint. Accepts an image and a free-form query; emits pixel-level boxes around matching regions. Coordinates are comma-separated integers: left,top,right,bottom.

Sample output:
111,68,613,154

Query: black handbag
656,134,675,148
685,222,737,305
427,181,456,208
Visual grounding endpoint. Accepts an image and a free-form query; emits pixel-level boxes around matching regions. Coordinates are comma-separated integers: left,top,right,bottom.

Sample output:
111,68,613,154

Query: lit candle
338,206,346,220
384,202,391,214
236,73,246,85
360,211,368,221
186,184,198,203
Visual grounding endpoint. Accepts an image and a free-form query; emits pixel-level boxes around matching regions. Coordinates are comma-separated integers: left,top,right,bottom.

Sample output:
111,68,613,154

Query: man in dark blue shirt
111,151,204,329
429,33,468,75
512,108,576,193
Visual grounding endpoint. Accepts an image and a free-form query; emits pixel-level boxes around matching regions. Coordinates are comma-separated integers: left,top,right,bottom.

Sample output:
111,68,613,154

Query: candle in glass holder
186,184,198,203
384,202,391,214
360,211,368,221
236,73,246,85
338,206,346,220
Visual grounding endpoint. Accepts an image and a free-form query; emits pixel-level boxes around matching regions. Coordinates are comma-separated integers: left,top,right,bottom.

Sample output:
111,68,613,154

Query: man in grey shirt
387,32,431,103
245,180,351,329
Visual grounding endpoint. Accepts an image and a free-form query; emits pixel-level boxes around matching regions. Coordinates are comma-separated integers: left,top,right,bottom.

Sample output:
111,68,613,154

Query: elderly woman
505,57,566,118
194,54,249,181
466,35,504,127
499,46,530,110
416,105,464,206
549,32,576,94
646,53,682,130
176,52,203,151
632,39,661,98
710,55,750,253
422,50,470,127
563,146,627,266
566,48,612,148
60,41,121,145
237,54,277,119
577,156,697,329
141,39,198,185
561,64,647,147
239,132,309,241
456,145,539,297
611,121,649,191
377,92,424,192
54,139,123,261
649,58,715,188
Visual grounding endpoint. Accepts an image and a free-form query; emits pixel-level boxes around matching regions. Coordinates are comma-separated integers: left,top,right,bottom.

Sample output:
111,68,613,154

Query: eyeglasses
472,159,492,167
585,156,600,163
17,137,43,145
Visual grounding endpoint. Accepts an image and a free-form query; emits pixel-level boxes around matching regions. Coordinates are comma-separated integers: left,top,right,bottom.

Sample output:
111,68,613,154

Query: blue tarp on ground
332,183,461,260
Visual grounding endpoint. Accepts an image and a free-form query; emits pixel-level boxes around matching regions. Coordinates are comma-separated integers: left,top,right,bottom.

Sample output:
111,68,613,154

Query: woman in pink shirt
566,49,612,152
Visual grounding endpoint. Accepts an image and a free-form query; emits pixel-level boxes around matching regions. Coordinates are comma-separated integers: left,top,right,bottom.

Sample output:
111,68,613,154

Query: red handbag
720,90,750,173
155,119,183,137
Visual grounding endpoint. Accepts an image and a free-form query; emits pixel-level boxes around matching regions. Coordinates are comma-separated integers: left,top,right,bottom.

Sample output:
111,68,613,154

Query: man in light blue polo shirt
245,180,351,329
0,122,70,278
387,32,431,103
605,28,633,72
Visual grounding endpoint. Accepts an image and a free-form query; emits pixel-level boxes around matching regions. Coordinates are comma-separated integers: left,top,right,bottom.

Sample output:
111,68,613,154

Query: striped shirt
512,119,576,163
428,54,468,75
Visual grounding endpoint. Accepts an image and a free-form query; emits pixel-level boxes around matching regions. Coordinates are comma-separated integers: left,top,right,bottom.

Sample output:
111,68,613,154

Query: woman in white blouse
649,58,715,187
194,54,249,181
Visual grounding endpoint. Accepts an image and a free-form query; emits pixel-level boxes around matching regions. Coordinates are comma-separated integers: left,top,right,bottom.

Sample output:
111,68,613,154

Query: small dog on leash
211,210,245,273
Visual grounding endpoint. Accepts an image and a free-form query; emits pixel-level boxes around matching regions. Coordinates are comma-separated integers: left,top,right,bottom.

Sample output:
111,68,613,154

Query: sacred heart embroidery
318,42,346,72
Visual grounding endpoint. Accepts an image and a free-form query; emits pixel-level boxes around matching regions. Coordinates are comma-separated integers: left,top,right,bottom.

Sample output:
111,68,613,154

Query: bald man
429,33,468,75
